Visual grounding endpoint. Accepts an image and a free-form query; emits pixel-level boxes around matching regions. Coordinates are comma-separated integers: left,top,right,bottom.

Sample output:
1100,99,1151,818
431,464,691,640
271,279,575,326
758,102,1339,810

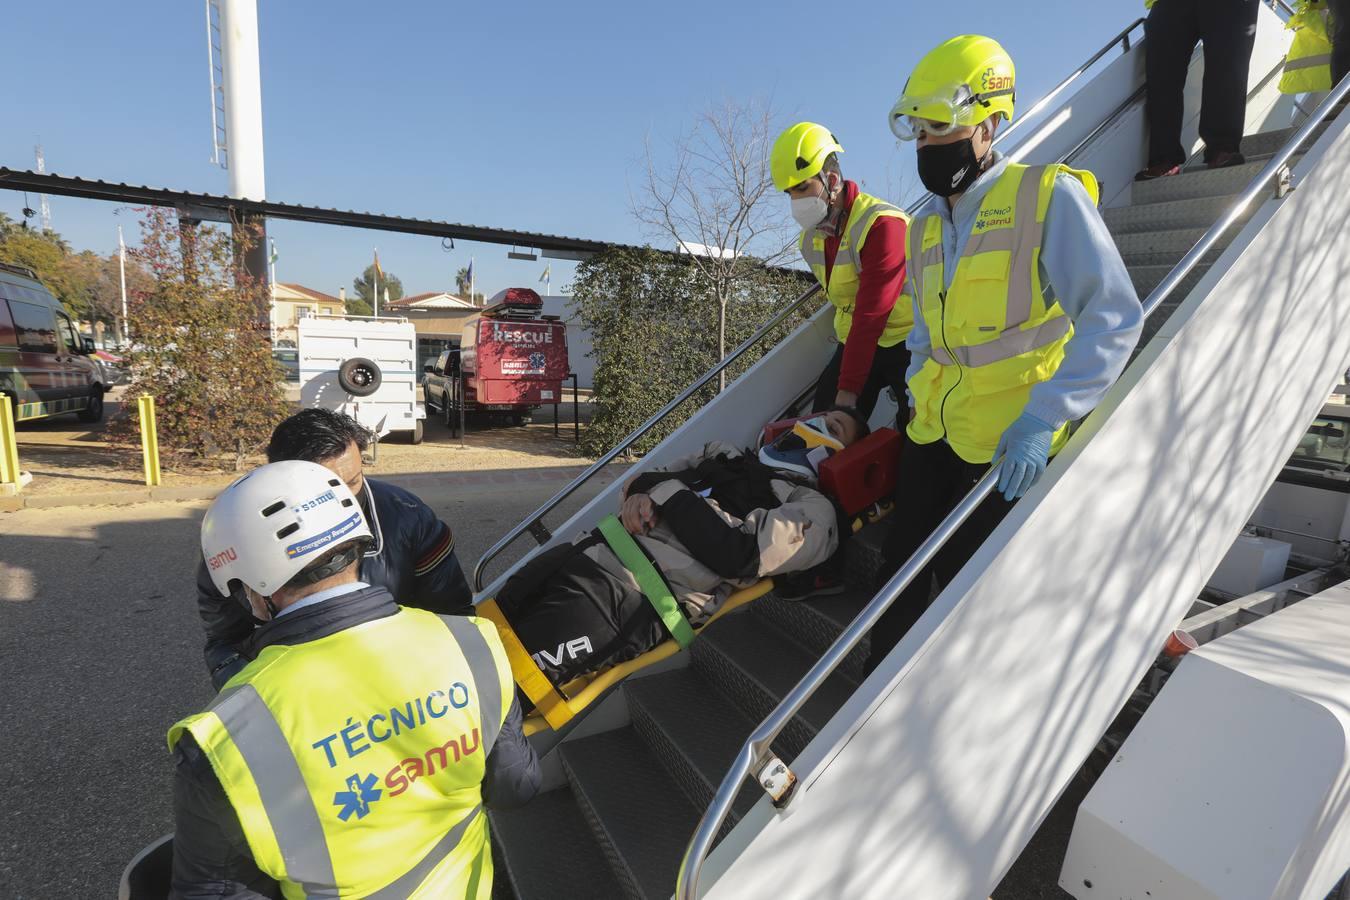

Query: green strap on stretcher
596,514,696,648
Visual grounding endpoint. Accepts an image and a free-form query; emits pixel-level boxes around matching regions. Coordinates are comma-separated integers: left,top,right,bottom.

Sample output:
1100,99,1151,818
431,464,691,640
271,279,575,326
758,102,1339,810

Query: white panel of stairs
1060,581,1350,900
701,99,1350,900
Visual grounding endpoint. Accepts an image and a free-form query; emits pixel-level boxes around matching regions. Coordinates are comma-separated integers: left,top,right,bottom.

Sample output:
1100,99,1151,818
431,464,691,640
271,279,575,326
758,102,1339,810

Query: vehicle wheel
337,358,382,397
511,413,527,427
443,394,454,429
78,386,105,423
410,419,424,445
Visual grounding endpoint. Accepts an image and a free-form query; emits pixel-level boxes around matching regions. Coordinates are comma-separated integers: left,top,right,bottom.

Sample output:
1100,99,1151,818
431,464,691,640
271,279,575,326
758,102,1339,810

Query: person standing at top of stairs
1278,0,1350,93
1135,0,1260,180
866,35,1144,674
771,122,913,420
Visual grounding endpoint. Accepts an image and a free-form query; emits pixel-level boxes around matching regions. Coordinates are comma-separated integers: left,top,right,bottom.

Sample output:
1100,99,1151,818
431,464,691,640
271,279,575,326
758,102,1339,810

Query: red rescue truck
423,287,569,428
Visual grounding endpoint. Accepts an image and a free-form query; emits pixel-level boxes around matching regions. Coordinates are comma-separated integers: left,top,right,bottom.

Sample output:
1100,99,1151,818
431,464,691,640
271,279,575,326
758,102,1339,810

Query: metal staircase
1109,123,1326,350
479,6,1350,897
489,531,888,899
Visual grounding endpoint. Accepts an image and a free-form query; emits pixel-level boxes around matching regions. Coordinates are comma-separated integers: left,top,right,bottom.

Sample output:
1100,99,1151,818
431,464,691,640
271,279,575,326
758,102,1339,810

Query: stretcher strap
475,598,573,730
596,514,696,649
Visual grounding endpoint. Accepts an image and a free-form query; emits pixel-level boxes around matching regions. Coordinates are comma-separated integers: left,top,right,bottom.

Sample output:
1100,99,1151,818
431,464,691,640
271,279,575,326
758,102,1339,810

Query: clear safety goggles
889,84,1001,142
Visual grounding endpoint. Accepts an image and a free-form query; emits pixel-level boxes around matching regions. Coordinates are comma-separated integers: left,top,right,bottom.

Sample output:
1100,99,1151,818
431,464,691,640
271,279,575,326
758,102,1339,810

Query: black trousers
1143,0,1259,167
1332,0,1350,86
812,341,911,419
864,432,1013,675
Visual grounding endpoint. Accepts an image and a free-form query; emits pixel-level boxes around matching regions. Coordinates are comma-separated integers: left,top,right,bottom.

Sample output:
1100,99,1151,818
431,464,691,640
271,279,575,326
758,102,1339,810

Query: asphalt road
0,471,615,899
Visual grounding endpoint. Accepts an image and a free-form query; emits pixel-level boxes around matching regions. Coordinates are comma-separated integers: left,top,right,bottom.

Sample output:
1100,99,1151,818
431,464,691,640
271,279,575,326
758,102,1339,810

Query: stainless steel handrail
472,17,1147,594
675,45,1350,900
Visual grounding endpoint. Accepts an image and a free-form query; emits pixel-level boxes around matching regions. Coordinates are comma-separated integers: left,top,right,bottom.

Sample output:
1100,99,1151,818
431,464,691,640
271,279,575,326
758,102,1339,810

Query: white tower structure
33,146,51,232
217,0,265,202
205,0,269,288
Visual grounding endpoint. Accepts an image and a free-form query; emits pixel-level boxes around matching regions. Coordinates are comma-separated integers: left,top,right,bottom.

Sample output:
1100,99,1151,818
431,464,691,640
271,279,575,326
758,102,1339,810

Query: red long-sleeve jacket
823,181,908,395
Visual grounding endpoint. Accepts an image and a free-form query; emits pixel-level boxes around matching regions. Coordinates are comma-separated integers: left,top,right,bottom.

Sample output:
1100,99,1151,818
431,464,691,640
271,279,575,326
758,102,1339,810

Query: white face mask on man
791,194,830,230
790,173,837,230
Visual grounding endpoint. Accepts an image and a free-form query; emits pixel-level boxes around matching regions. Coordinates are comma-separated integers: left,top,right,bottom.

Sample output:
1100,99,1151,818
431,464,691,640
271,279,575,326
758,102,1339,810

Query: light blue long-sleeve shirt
904,152,1143,429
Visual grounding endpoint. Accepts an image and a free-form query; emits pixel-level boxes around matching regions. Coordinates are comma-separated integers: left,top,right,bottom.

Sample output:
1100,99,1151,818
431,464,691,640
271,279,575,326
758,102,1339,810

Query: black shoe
1134,162,1181,181
774,570,846,601
1206,151,1245,170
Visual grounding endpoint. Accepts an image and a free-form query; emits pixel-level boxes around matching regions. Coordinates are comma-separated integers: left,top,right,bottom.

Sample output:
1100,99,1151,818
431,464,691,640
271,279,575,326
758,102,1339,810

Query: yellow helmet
889,35,1016,141
771,122,844,191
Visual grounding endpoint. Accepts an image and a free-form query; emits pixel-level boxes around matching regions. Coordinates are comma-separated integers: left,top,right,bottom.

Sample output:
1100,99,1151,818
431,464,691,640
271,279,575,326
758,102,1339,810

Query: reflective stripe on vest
208,683,340,897
1286,52,1332,70
170,609,512,898
907,163,1093,463
799,191,913,347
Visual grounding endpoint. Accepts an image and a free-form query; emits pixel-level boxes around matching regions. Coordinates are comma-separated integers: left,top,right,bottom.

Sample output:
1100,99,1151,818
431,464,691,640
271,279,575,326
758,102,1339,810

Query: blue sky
1,0,1143,301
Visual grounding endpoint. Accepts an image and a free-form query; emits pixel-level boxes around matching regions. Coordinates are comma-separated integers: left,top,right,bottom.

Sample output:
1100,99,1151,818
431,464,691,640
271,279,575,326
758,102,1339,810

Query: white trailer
297,315,425,444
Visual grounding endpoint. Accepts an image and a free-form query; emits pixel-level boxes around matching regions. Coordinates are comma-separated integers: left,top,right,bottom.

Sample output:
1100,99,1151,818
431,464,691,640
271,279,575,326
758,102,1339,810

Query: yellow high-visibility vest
799,191,913,347
1281,1,1335,93
907,162,1098,464
169,608,513,899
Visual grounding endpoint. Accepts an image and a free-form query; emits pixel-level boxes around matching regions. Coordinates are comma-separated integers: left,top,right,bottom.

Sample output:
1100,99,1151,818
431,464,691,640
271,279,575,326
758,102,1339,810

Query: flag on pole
538,264,551,284
465,259,473,285
269,240,278,266
373,250,383,279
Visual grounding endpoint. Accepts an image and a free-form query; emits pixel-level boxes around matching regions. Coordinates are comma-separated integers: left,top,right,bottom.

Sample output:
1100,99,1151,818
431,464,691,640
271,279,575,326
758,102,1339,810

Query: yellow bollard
138,394,162,487
0,395,19,488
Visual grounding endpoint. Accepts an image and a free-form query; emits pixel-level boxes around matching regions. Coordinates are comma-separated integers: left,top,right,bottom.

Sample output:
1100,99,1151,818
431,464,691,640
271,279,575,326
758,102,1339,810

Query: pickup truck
422,349,466,423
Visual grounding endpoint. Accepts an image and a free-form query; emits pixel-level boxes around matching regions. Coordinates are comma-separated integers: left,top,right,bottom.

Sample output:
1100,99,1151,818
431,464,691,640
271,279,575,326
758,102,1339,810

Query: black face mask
917,138,985,198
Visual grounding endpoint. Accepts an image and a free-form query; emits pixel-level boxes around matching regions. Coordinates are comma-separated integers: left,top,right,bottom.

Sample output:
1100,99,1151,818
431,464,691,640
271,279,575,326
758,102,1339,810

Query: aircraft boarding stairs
486,122,1336,900
480,9,1350,898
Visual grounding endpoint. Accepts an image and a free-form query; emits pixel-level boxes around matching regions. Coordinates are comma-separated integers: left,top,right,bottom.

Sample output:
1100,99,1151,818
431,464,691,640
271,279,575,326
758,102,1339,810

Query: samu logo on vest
974,204,1013,232
333,772,383,821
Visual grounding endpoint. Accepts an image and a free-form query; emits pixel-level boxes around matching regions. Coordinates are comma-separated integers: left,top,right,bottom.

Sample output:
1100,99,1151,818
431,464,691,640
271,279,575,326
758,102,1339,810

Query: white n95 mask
791,195,829,230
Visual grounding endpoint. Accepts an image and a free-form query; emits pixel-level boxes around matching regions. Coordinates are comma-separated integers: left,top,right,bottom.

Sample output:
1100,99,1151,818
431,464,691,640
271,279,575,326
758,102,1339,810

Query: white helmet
200,460,373,597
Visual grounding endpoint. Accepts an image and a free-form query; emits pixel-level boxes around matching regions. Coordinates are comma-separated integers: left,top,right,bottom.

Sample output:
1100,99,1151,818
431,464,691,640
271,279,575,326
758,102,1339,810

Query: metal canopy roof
0,167,626,258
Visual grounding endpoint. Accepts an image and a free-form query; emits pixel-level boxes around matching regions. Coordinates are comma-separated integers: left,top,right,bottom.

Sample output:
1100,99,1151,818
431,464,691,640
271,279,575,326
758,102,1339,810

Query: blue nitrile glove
993,412,1057,501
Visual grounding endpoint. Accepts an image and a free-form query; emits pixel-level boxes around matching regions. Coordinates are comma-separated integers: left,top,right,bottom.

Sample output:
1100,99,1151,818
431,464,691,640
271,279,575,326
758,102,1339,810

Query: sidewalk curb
0,464,627,512
0,484,223,511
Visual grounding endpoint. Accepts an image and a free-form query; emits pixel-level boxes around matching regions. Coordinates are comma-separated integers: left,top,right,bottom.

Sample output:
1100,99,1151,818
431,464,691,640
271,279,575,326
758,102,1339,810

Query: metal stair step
1132,155,1297,205
752,586,873,683
1113,225,1213,260
691,607,857,760
559,728,702,900
843,521,889,591
1120,243,1226,269
1129,262,1211,302
624,668,764,824
1102,193,1235,234
1219,120,1330,161
489,788,626,900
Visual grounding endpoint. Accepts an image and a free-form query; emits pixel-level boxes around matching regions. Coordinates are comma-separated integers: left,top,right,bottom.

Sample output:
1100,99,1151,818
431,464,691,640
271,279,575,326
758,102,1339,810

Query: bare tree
633,98,797,390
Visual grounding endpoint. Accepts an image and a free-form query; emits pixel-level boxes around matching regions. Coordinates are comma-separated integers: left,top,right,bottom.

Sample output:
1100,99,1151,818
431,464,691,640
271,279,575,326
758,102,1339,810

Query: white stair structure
479,4,1350,897
1061,581,1350,900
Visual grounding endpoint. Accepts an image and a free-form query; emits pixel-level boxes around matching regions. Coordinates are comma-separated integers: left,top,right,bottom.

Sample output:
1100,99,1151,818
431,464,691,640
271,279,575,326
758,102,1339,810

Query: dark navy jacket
170,586,540,900
196,478,474,689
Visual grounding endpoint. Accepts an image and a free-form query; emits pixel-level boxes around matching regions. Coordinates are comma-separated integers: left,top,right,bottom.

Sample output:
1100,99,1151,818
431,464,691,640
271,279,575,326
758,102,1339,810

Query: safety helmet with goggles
200,459,374,598
889,34,1016,142
771,122,845,191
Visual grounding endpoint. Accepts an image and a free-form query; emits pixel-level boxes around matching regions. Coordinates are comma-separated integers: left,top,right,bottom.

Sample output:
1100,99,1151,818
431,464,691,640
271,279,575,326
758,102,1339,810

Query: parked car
0,262,105,423
272,347,300,382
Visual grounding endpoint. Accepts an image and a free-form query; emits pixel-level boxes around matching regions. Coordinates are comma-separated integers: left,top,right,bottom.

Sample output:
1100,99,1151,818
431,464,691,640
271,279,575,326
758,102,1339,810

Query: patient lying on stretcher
494,407,869,687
